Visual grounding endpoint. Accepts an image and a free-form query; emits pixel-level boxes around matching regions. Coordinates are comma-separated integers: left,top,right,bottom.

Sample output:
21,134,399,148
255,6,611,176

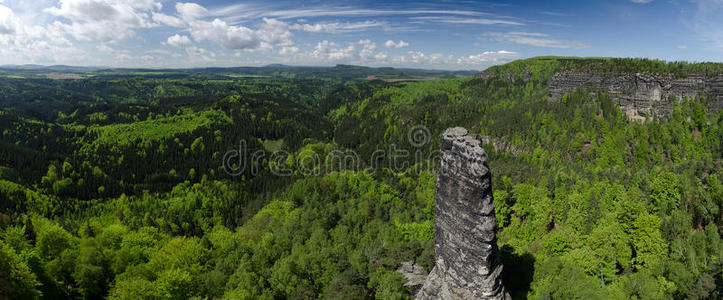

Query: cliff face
548,71,723,120
417,127,509,300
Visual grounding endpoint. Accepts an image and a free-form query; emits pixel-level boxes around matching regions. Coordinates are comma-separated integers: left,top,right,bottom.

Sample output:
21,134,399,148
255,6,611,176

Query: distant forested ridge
1,57,722,299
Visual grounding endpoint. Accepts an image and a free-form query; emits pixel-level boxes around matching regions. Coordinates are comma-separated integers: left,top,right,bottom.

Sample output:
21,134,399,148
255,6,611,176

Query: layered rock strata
416,127,509,300
548,71,723,120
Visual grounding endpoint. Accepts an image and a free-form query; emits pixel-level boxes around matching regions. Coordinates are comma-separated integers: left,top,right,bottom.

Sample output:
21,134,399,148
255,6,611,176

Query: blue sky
0,0,721,70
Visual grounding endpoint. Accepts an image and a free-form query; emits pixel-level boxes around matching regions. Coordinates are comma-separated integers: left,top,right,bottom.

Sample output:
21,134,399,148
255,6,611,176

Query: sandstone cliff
547,71,723,120
416,127,509,300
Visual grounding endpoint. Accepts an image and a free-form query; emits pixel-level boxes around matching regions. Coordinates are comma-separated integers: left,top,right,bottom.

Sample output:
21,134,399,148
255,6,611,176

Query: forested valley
1,58,722,299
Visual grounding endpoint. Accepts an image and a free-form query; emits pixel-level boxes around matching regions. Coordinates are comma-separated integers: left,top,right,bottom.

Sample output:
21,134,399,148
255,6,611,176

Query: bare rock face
416,127,510,300
397,262,428,297
548,71,723,120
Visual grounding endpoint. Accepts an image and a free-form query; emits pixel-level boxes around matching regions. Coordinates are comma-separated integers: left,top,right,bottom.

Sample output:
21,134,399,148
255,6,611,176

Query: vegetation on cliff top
484,56,723,81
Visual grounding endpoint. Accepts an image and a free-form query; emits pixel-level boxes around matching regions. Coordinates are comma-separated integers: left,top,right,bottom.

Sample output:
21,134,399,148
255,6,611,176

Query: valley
0,57,722,299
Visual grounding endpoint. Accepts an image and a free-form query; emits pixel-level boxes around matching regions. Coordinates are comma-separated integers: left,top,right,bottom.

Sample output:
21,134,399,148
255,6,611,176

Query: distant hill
0,64,477,80
0,64,108,72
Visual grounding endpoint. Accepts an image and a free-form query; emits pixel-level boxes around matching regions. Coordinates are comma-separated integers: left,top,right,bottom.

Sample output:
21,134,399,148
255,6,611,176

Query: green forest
1,57,722,299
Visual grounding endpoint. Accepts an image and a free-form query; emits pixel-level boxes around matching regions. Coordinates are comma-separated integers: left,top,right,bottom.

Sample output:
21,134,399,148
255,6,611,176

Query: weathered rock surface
416,127,510,300
397,262,428,297
548,71,723,120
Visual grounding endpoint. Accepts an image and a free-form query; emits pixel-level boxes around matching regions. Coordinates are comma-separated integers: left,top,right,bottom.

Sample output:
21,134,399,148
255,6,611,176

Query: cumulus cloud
311,40,356,61
45,0,161,42
95,44,114,53
290,20,384,33
304,39,381,63
384,40,409,48
0,4,89,66
166,34,193,48
0,1,522,69
358,39,377,60
176,2,207,22
279,45,299,55
385,49,516,69
189,18,259,50
285,37,516,70
152,12,185,27
487,32,588,48
0,4,17,34
458,50,518,65
374,52,388,60
257,18,293,46
185,17,295,51
185,45,214,60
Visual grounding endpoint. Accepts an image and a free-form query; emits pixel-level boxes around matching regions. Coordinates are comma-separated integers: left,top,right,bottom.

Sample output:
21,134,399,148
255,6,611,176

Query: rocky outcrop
397,262,428,297
708,75,723,111
417,127,509,300
548,71,723,120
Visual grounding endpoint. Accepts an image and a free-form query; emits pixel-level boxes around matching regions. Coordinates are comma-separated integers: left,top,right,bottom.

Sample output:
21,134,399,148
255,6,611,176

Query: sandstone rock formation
397,262,428,296
417,127,509,300
548,71,723,120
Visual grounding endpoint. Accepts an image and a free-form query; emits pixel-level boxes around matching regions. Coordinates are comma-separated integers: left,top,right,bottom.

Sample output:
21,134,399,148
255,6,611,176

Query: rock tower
416,127,509,300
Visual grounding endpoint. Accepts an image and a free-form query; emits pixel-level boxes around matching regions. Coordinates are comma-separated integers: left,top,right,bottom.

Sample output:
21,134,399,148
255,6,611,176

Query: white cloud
411,16,524,26
677,45,687,49
374,52,388,60
0,4,88,66
458,50,518,65
147,49,171,55
279,45,299,55
184,13,293,51
311,40,355,61
358,39,376,60
185,45,214,60
166,34,193,48
384,49,518,69
152,2,206,27
384,40,409,48
257,18,293,46
96,44,114,53
283,37,516,70
630,0,653,3
487,32,588,48
290,22,335,33
45,0,161,42
0,1,531,69
152,12,184,27
46,0,118,22
219,6,495,20
0,4,17,34
189,18,259,50
176,2,206,22
290,20,384,33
